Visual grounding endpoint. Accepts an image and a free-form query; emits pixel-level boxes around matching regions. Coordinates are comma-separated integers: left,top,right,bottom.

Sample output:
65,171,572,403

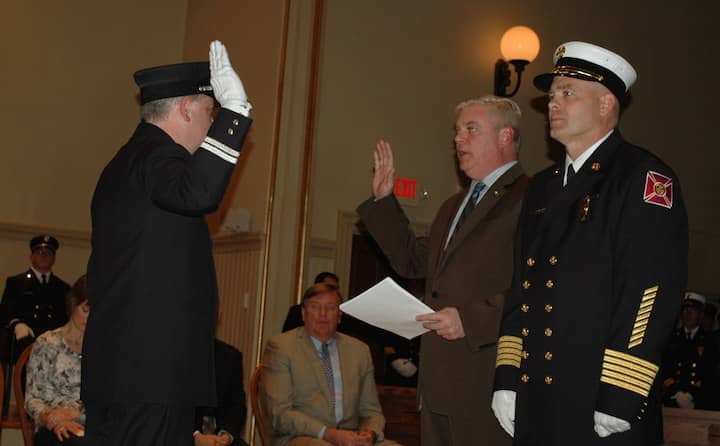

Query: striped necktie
320,343,335,411
454,182,485,235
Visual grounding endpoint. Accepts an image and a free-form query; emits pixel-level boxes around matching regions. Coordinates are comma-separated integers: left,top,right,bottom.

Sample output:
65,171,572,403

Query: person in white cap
82,41,252,446
661,292,719,410
492,41,688,445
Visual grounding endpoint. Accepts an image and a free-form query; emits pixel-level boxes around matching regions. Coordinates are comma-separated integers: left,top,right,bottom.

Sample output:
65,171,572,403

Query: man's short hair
455,96,522,151
313,272,339,284
139,94,206,122
301,283,341,305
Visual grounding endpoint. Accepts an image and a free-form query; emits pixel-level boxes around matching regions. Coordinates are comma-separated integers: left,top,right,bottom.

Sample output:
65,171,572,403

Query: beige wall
307,0,720,295
0,0,190,281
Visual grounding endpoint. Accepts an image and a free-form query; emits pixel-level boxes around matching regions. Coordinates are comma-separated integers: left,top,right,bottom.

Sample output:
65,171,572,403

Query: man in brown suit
357,96,528,446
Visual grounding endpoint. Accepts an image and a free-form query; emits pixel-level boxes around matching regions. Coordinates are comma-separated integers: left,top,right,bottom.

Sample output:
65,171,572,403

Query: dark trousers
86,402,194,446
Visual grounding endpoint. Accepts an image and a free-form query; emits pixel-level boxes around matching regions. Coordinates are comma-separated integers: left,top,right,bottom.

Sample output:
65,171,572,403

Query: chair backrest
14,344,34,446
250,366,268,446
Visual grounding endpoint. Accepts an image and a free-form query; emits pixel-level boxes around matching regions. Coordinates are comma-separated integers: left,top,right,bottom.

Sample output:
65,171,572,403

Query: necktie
41,274,48,285
320,343,335,411
454,182,485,236
566,164,576,185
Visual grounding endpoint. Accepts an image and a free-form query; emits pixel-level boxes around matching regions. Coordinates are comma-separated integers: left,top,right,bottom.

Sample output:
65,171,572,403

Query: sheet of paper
340,277,433,339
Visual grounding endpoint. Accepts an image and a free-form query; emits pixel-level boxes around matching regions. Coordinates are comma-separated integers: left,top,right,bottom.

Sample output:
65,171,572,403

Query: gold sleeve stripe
496,336,523,368
498,336,523,347
629,334,643,344
628,286,659,349
603,363,654,385
600,376,649,397
602,369,653,393
496,358,521,368
497,347,522,355
604,349,659,375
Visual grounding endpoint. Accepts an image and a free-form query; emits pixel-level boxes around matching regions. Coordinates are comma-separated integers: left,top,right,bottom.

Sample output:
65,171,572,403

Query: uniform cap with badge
683,292,706,310
134,61,215,105
29,235,59,253
533,41,637,100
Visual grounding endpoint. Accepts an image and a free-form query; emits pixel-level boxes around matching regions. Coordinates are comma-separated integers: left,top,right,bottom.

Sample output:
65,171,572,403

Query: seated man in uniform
0,235,70,360
260,283,396,446
662,292,719,410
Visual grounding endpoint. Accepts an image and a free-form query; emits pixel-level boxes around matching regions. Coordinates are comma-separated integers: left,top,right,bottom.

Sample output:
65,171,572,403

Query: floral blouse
25,327,83,424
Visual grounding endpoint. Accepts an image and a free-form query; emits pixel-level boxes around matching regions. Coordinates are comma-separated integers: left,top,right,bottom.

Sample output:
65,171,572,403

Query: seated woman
25,275,88,446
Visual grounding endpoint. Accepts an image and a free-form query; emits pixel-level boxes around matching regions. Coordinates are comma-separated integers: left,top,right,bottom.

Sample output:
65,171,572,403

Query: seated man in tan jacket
259,283,397,446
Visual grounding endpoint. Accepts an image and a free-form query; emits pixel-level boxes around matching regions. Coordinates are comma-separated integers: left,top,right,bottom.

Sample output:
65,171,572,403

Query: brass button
545,352,553,360
522,351,529,359
692,363,697,368
549,256,558,265
545,376,553,384
522,280,531,289
544,328,553,337
228,128,235,135
545,304,553,313
691,372,696,377
546,280,554,288
521,374,529,383
591,162,601,171
232,119,240,125
522,328,529,336
691,380,695,385
526,258,535,267
493,190,500,197
35,305,39,309
521,304,529,313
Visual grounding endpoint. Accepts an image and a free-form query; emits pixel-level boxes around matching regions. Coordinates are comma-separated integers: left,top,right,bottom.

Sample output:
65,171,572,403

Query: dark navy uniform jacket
662,327,719,409
0,270,69,335
82,109,251,407
494,130,688,446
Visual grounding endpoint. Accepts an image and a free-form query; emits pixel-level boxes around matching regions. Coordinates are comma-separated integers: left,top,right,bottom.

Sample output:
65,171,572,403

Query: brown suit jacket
357,163,527,433
259,327,385,446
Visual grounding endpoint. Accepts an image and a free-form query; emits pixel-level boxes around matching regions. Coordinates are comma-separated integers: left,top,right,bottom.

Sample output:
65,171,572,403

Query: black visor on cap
134,61,214,104
533,57,627,100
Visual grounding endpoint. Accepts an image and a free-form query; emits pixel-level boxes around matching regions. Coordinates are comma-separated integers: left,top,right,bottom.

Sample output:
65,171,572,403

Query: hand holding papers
339,277,433,339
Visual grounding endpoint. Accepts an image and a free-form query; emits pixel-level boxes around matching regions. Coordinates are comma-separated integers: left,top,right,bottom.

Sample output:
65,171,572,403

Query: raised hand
209,40,251,116
372,140,395,200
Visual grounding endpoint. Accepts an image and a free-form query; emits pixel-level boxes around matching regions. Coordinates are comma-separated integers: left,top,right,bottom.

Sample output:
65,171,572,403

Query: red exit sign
395,177,417,199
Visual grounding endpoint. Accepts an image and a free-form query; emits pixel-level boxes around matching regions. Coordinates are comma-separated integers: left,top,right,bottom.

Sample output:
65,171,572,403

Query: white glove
209,40,251,117
14,322,34,340
671,391,695,409
491,390,516,437
391,358,418,378
593,411,631,438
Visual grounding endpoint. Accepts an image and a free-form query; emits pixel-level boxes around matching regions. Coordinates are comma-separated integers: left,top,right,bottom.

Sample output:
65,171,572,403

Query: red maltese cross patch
643,170,673,209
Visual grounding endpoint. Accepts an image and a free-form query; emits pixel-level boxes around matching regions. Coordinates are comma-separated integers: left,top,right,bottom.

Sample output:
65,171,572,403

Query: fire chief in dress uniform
82,41,252,446
492,42,688,445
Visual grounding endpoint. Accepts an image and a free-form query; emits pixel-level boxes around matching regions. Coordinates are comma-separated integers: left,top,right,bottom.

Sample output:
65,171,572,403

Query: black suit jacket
82,110,251,406
195,339,248,445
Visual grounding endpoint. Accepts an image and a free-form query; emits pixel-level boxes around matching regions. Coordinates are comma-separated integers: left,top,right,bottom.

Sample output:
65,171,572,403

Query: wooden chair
14,344,34,446
250,366,268,446
0,343,33,446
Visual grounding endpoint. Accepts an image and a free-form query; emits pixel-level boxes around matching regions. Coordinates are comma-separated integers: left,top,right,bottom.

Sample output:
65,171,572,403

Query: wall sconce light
493,26,540,97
